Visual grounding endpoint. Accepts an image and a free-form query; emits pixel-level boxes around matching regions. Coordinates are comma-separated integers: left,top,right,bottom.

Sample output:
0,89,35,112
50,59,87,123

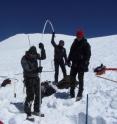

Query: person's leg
24,78,34,116
60,60,67,78
70,67,77,98
54,61,59,83
34,77,40,113
77,72,84,97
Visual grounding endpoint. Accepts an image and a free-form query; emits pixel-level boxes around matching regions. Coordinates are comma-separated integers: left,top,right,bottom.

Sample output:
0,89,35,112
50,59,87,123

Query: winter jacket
68,38,91,72
51,38,67,63
21,48,46,78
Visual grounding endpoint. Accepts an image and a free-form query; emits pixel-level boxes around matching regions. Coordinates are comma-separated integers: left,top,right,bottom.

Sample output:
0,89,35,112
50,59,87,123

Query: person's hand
38,66,43,73
52,32,55,38
39,43,44,49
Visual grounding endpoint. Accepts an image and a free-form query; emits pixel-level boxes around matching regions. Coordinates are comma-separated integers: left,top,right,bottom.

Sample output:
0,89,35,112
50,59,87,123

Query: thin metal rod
86,94,89,124
27,35,31,47
39,19,55,118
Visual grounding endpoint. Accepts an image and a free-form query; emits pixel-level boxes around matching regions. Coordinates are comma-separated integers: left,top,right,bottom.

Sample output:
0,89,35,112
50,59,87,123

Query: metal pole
27,35,31,47
39,19,55,118
86,94,89,124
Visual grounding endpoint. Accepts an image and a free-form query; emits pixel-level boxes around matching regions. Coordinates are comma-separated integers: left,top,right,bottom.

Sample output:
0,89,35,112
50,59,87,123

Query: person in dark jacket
51,32,67,84
21,43,46,117
68,31,91,101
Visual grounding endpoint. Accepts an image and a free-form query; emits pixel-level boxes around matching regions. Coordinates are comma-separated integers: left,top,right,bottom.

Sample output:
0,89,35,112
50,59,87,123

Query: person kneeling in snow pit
21,43,46,118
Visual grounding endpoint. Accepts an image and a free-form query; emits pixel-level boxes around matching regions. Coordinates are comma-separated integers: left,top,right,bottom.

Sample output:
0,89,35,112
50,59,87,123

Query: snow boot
32,111,44,117
76,93,82,101
26,115,35,122
76,96,82,101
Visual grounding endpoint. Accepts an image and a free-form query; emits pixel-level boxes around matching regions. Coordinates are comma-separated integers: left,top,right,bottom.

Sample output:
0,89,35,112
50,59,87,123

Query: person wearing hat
68,31,91,101
21,43,46,118
51,32,67,84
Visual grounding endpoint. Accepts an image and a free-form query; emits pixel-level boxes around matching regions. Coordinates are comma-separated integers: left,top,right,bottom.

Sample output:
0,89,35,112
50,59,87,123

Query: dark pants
70,67,84,97
24,77,41,116
54,60,67,83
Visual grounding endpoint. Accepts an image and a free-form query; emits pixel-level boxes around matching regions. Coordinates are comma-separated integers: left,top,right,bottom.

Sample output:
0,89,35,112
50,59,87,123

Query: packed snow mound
0,34,117,124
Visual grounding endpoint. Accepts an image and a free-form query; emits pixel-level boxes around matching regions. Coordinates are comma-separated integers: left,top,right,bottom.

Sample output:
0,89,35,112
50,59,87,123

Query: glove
38,66,43,73
39,43,44,49
52,32,55,38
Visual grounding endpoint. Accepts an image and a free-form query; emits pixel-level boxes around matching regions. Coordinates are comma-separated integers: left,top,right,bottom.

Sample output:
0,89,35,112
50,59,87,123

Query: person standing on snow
21,43,46,118
51,32,67,84
68,31,91,101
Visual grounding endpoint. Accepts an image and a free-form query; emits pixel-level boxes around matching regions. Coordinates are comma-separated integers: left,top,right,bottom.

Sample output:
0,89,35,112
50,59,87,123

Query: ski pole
86,94,89,124
42,70,54,73
27,35,31,47
38,19,55,119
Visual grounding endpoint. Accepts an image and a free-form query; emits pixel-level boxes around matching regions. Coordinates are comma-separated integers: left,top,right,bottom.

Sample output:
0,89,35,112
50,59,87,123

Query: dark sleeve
40,48,46,60
68,40,76,62
84,42,91,62
21,57,34,72
51,35,57,47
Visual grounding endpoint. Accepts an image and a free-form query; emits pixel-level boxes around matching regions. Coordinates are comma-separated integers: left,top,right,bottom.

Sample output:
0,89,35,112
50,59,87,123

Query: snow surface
0,33,117,124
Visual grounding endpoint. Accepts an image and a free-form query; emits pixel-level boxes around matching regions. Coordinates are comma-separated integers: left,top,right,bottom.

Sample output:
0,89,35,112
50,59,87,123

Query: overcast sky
0,0,117,41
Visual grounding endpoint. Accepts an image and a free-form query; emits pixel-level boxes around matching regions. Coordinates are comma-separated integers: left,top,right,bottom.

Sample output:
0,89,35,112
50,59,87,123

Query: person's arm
51,32,57,47
68,39,76,62
39,43,46,60
21,56,35,72
84,42,91,62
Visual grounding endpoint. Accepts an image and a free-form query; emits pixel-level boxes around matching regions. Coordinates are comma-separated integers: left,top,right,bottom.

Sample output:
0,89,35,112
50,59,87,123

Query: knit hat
28,46,37,54
76,31,84,38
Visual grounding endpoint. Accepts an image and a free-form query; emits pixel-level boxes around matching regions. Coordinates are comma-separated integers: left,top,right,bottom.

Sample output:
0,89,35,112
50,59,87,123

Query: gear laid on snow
1,78,11,87
57,75,79,89
94,64,117,75
94,64,106,75
41,81,56,97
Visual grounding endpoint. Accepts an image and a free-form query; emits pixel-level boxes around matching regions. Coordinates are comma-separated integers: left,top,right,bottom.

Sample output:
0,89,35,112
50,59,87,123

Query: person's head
27,46,37,59
58,40,64,47
76,31,84,41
